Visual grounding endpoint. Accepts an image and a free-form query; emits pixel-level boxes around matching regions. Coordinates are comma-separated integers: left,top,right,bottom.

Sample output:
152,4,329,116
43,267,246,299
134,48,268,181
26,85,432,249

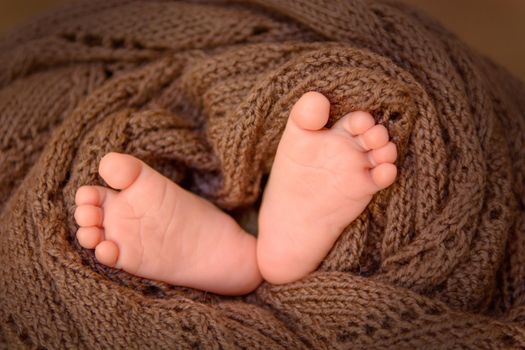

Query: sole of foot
257,91,397,284
75,152,262,295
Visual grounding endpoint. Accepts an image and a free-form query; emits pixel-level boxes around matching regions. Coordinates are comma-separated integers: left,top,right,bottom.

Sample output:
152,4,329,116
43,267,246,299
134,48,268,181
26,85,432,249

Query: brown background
0,0,524,81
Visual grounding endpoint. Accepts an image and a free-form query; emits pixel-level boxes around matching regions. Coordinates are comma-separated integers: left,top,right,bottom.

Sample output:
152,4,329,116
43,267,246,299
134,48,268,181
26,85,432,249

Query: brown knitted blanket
1,0,525,348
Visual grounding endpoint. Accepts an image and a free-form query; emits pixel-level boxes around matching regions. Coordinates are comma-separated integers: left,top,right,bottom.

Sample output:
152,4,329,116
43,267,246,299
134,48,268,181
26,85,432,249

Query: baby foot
74,152,262,295
257,91,397,284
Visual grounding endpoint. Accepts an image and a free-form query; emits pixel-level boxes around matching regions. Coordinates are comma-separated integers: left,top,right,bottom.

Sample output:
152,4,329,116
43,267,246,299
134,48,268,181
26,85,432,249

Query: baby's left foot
258,91,397,284
74,152,261,295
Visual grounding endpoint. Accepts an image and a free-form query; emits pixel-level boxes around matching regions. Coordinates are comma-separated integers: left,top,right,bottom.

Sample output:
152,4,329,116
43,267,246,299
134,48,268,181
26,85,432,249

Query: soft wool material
1,0,525,348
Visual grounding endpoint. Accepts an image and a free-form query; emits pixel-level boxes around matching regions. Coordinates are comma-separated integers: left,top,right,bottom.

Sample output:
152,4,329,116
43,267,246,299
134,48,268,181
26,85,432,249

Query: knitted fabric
1,0,525,348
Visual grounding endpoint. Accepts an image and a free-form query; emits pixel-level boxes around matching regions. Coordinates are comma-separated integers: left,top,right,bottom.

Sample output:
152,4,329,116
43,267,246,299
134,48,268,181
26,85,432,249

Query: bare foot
74,152,262,295
257,91,397,284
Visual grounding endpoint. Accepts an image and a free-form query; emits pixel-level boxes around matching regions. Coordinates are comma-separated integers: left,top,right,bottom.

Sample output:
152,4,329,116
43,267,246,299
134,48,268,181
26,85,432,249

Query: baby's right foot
258,91,397,284
74,152,262,295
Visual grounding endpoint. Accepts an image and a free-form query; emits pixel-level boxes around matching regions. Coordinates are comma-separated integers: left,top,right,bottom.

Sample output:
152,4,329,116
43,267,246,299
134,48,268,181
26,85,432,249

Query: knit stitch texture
1,0,525,348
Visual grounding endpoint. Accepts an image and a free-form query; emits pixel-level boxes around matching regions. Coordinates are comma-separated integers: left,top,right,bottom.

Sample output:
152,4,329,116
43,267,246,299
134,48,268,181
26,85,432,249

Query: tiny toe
75,185,107,206
288,91,330,131
95,240,119,268
74,205,103,227
370,163,397,190
99,152,142,190
76,227,104,249
357,124,389,150
367,142,397,167
334,111,375,135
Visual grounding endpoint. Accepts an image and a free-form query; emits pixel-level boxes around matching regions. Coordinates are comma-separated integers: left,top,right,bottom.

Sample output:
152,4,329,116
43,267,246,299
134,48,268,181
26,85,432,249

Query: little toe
288,91,330,131
367,142,397,167
75,185,108,206
333,111,375,136
76,227,104,249
357,124,389,150
99,152,142,190
95,240,119,268
74,204,103,227
370,163,397,190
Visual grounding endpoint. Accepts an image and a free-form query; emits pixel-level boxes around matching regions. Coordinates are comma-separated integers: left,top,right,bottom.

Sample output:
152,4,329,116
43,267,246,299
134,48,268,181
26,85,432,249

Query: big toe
95,240,120,268
99,152,142,190
288,91,330,131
